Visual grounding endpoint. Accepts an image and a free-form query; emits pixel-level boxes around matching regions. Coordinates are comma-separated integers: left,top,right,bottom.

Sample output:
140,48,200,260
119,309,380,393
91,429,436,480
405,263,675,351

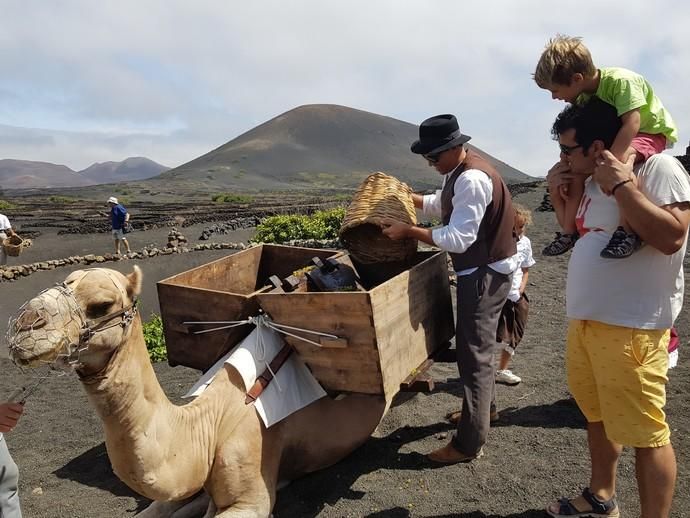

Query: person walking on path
0,401,24,517
382,114,517,463
106,197,131,255
545,98,690,518
0,213,17,266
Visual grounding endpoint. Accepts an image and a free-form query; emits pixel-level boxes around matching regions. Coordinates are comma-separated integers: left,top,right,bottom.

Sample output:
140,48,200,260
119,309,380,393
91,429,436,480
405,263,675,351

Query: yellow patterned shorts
566,320,670,448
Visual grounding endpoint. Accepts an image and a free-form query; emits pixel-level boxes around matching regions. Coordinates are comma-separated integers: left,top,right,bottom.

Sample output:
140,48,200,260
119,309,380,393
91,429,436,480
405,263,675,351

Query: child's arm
519,268,529,295
610,109,641,161
547,160,576,230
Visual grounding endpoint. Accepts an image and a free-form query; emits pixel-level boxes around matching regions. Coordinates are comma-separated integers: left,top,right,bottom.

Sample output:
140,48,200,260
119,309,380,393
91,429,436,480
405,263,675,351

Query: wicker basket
339,172,418,264
2,235,23,257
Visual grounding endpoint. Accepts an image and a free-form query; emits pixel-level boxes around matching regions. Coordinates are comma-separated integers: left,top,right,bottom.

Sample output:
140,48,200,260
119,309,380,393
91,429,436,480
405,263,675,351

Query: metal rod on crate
182,315,342,348
182,319,253,335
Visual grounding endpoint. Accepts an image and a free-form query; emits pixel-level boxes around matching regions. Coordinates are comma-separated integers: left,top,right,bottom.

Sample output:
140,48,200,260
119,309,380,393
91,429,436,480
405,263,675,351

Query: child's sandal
542,232,578,256
600,226,642,259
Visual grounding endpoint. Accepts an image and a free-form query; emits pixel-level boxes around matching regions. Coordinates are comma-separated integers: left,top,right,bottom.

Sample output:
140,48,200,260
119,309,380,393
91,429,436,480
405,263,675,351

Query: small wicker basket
339,172,418,264
2,235,23,257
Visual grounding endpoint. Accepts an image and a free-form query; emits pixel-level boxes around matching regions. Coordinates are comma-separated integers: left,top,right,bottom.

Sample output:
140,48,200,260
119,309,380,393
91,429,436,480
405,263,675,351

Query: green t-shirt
577,67,677,143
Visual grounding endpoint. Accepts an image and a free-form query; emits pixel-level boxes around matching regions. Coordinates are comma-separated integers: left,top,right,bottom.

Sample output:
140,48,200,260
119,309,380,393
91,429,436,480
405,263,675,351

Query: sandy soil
1,186,688,517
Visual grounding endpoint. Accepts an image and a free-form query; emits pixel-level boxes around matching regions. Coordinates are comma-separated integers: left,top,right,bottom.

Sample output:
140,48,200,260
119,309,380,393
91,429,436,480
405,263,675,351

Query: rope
252,316,282,392
183,314,343,393
184,314,341,347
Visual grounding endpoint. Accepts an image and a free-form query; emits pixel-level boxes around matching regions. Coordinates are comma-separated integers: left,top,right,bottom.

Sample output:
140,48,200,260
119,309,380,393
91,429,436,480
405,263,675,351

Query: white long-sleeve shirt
0,214,11,231
422,166,517,276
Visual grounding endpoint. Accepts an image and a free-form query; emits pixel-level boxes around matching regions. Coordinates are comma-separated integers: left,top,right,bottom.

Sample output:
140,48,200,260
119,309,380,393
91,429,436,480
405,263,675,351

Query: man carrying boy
535,34,677,259
546,98,689,518
382,114,516,463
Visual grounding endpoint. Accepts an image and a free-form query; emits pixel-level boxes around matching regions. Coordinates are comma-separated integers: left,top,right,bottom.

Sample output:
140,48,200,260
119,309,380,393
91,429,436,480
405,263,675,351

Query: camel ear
126,265,143,299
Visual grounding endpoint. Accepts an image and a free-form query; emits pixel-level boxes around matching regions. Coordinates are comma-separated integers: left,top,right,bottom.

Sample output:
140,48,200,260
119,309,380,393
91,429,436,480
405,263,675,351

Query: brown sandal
546,487,620,517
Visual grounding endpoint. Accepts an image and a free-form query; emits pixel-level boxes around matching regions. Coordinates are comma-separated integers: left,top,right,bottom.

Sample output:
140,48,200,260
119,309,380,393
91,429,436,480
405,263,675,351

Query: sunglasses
423,151,443,163
559,143,582,156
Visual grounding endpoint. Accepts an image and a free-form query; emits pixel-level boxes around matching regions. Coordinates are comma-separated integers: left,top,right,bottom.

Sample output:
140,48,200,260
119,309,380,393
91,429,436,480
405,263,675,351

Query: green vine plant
142,314,167,362
251,207,345,244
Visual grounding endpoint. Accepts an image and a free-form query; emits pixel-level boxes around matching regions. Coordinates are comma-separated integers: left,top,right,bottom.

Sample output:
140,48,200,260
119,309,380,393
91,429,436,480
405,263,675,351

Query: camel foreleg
211,508,269,518
135,491,210,518
206,501,272,518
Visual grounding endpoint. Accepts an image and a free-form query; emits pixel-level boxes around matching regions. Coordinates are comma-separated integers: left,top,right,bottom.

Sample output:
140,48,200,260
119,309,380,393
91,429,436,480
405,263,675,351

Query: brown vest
441,150,516,270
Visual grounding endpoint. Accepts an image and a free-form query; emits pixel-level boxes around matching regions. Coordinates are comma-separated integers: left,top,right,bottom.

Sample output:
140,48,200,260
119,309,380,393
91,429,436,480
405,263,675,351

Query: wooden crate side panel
306,364,383,394
159,246,262,294
157,282,259,371
371,251,454,400
256,292,383,394
257,293,376,347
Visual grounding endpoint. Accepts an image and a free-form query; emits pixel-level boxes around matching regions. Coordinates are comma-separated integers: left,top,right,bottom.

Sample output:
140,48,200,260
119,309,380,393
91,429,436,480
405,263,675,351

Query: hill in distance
79,157,169,184
0,157,168,190
0,159,93,190
152,104,533,193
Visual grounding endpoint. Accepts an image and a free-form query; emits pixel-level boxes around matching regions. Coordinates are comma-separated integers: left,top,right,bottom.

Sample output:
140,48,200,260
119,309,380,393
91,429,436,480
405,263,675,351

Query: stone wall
0,238,341,283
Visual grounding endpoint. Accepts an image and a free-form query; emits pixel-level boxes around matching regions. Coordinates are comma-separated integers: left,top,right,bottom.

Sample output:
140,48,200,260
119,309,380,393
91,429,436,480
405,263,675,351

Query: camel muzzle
7,278,138,371
6,284,86,369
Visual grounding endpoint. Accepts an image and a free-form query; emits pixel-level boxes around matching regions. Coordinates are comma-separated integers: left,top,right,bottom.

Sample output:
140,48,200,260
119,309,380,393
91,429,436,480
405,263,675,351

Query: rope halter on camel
6,269,138,376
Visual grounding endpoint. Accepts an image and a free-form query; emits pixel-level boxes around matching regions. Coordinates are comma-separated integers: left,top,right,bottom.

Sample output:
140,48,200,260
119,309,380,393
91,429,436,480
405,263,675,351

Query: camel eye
87,301,114,318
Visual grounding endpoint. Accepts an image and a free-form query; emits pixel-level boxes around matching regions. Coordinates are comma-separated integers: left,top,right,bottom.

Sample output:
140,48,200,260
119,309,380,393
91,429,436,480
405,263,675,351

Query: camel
7,266,387,517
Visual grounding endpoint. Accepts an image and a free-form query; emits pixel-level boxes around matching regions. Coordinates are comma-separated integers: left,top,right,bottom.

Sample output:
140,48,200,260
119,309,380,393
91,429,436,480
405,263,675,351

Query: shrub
251,207,345,243
211,193,253,204
0,200,15,210
48,196,76,204
142,314,167,362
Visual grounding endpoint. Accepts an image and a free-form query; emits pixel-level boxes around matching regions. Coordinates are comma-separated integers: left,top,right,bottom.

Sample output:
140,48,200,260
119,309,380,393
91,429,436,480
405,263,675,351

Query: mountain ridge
154,104,533,192
0,157,169,189
2,104,534,194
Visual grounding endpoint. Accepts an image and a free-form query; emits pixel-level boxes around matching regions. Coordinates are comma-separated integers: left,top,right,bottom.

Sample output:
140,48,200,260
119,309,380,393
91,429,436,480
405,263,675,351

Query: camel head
7,266,143,375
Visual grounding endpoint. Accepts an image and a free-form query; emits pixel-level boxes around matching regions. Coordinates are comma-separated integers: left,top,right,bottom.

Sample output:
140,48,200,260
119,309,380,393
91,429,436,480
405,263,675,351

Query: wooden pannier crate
157,244,336,371
256,250,454,402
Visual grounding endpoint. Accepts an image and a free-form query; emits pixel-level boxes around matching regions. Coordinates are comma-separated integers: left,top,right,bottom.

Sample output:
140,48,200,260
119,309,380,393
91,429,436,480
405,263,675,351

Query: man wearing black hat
383,114,517,463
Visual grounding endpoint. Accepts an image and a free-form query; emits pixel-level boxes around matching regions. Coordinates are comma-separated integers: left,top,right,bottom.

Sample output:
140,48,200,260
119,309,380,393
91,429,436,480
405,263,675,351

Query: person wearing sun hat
383,113,517,463
0,212,17,266
106,196,131,255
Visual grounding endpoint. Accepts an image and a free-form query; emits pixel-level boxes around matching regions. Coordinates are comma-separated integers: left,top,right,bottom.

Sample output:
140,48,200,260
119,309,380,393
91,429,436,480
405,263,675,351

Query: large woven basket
339,172,418,264
2,235,23,257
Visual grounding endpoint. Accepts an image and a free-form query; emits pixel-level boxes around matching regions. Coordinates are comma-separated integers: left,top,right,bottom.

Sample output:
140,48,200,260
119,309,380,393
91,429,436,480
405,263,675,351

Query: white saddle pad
183,325,326,427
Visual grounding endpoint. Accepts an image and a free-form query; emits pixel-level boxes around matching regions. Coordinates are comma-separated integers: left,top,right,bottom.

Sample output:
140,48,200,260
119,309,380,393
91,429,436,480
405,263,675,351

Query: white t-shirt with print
566,154,690,329
508,235,535,302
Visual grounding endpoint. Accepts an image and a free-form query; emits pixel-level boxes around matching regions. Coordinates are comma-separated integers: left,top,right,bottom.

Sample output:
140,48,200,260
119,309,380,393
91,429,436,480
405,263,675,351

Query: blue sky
1,0,689,176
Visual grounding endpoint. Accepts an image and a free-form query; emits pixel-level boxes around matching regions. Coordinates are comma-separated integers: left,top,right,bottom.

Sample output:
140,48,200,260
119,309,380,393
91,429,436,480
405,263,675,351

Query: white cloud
0,0,688,173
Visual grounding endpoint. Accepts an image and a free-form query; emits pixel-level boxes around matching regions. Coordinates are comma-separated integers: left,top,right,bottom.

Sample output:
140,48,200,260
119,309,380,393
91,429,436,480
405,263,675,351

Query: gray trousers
452,266,510,455
0,436,21,518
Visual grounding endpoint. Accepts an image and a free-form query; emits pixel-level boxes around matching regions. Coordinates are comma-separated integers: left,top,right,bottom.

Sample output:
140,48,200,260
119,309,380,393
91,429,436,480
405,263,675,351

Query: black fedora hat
410,114,471,155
